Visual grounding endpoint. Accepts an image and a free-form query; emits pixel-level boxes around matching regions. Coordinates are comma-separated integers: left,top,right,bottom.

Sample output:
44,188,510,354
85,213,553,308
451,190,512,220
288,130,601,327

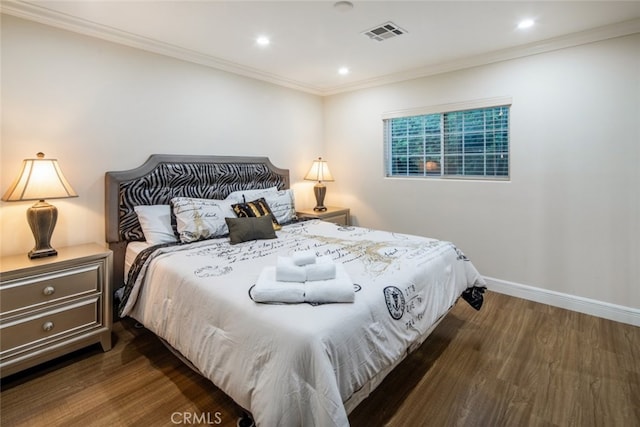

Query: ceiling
3,1,640,95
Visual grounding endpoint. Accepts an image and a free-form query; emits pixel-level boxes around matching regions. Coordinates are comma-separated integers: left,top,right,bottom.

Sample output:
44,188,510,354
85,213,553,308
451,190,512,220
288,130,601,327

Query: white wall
0,15,323,256
324,34,640,310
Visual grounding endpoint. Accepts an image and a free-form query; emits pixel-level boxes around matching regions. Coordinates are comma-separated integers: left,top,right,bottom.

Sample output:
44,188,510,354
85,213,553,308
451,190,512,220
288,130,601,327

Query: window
384,101,510,179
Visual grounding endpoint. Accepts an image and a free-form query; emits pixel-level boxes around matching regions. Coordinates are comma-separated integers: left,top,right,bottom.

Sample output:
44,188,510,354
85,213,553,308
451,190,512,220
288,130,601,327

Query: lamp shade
304,157,334,183
2,153,78,202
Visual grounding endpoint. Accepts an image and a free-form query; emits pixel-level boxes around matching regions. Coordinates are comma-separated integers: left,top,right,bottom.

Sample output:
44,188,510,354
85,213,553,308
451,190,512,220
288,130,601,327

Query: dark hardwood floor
1,291,638,427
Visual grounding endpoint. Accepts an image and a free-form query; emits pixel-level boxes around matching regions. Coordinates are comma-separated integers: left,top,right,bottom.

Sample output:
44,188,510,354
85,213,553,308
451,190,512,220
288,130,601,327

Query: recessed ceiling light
256,36,270,46
338,67,349,75
517,19,535,30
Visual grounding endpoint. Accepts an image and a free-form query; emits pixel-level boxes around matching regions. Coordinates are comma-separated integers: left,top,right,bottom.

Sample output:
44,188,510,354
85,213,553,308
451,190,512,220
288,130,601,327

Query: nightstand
0,243,113,378
296,206,351,226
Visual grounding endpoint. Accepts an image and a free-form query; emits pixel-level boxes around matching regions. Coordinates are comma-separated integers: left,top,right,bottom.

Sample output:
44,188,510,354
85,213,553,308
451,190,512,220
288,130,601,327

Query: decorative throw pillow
231,198,281,230
227,188,295,225
134,205,178,245
171,197,235,243
225,215,277,244
262,189,296,224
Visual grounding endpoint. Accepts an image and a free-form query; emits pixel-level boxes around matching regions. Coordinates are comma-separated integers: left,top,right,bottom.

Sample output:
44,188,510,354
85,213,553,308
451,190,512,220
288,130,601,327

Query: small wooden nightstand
296,206,351,226
0,243,113,378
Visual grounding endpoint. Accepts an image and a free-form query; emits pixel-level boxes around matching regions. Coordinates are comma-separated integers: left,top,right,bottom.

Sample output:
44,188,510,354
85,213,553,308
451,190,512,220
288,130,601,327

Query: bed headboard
105,154,290,287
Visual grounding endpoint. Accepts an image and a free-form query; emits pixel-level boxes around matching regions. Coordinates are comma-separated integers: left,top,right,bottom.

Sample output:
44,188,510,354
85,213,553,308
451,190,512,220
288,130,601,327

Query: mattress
124,241,151,280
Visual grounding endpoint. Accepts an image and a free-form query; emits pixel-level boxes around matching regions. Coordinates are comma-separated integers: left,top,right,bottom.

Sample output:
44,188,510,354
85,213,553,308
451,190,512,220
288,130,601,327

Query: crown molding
0,0,325,95
2,1,639,97
322,17,640,96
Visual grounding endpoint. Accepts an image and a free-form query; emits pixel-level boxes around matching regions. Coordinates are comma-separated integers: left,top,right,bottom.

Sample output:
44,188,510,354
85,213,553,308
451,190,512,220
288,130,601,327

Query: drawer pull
42,286,56,296
42,321,55,332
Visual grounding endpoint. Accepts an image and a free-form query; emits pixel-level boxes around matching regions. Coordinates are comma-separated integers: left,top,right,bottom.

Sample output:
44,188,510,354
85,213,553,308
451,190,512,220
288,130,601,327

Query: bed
105,154,486,427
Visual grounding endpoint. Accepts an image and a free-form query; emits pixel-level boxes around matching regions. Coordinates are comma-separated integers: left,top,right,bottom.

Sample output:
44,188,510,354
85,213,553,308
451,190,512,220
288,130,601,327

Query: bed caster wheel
237,411,255,427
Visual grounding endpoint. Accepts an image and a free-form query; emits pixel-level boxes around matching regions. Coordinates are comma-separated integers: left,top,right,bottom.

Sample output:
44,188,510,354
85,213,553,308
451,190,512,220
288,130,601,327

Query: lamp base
28,247,58,259
312,183,328,212
27,200,58,259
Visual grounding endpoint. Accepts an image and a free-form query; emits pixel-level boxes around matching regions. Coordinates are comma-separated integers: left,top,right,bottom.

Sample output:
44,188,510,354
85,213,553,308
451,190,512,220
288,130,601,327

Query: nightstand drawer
0,264,100,314
0,299,99,353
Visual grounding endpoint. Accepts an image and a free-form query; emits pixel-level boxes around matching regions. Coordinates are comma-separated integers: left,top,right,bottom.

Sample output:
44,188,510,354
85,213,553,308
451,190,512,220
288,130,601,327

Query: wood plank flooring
1,291,638,427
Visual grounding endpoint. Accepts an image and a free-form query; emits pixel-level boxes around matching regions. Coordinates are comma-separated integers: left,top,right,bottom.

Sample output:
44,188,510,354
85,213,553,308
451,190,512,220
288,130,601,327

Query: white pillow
134,205,178,245
226,187,295,224
263,189,296,224
171,197,236,243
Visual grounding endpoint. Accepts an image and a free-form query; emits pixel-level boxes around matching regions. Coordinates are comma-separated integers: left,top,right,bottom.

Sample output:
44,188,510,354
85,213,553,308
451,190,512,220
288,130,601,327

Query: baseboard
484,276,640,327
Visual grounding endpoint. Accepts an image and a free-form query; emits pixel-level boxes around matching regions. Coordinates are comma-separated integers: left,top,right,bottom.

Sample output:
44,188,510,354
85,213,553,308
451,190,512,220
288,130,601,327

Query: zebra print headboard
105,154,290,287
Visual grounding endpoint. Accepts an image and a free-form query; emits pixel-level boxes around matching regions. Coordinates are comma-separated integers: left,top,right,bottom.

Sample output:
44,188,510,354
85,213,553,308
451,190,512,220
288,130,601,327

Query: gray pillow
225,215,277,244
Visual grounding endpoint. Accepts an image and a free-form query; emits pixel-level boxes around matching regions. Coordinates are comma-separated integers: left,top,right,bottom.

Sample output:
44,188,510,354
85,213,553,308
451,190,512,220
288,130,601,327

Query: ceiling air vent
362,22,407,41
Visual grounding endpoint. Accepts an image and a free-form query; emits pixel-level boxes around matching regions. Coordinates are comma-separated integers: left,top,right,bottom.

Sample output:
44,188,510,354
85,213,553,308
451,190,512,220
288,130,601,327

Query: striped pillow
231,198,281,231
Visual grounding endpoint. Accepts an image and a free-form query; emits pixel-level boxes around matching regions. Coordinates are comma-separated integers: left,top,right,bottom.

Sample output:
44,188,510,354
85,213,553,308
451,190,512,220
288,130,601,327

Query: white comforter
121,220,485,427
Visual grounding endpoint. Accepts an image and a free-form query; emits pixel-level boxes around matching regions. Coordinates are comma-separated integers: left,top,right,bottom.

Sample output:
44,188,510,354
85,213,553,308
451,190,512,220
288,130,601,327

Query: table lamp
2,152,78,258
304,157,334,212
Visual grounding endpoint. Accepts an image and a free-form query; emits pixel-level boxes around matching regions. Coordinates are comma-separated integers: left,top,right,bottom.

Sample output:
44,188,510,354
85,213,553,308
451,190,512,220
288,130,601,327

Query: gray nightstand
0,244,113,377
296,206,351,226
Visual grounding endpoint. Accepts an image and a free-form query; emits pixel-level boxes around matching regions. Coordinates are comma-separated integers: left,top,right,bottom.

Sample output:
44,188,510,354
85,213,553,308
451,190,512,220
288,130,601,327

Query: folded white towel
276,256,307,282
252,266,305,303
292,250,316,266
305,262,336,281
304,264,355,303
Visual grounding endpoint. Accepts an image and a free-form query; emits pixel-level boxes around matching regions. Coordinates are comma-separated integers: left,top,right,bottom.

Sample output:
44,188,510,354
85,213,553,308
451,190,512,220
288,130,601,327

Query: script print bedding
120,220,486,427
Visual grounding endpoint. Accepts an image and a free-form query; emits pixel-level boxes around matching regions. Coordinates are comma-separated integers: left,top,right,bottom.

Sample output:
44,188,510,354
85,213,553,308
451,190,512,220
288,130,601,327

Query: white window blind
384,99,511,179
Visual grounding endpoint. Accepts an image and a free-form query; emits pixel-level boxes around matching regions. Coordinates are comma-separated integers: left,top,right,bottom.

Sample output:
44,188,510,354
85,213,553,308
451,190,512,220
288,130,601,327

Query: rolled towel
292,250,316,266
276,256,307,282
305,262,336,281
252,266,305,303
304,264,355,304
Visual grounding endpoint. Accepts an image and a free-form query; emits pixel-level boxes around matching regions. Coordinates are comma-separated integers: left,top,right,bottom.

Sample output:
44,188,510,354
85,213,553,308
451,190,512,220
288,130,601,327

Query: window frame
383,97,512,181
